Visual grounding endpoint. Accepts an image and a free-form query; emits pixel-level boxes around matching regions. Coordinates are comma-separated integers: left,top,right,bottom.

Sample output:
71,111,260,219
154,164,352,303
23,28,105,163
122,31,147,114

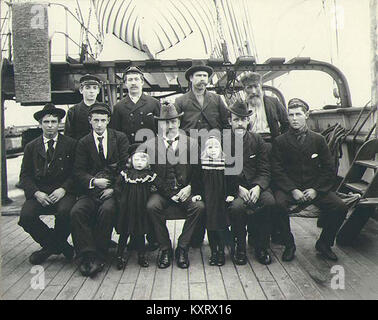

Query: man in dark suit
70,103,129,277
226,100,274,266
64,74,102,140
175,61,230,247
145,103,205,269
18,104,77,265
240,72,288,144
271,98,348,262
240,72,289,245
110,66,160,144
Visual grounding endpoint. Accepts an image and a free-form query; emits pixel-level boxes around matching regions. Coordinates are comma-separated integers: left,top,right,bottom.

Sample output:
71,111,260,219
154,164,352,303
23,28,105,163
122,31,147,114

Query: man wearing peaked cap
226,99,275,266
240,71,289,144
70,101,129,277
175,60,230,247
110,65,161,145
110,65,161,251
18,103,77,265
64,74,102,140
271,98,347,262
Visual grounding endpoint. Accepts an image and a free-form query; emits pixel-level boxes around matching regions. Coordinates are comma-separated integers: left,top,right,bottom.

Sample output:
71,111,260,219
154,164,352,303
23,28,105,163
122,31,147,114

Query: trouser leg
228,197,247,251
54,194,76,249
18,199,58,250
177,198,205,249
315,192,348,247
146,193,171,250
70,196,97,257
207,230,218,252
273,190,296,247
95,197,117,259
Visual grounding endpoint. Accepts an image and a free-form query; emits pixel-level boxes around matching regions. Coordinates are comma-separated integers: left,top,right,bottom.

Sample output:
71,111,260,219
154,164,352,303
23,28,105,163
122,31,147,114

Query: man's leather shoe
88,259,105,278
157,249,171,269
175,247,190,269
116,256,126,270
282,245,296,262
217,250,225,266
256,249,272,265
315,241,338,261
209,251,217,266
138,253,149,268
79,257,92,277
233,249,247,265
29,248,54,265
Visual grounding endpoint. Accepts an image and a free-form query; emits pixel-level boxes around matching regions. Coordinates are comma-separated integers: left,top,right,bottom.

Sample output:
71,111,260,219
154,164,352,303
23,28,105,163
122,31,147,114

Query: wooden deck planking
2,215,378,300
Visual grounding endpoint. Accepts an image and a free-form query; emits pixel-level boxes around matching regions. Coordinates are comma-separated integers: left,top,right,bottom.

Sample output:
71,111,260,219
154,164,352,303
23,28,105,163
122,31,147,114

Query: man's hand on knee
100,188,114,200
34,191,53,207
238,186,250,203
248,185,261,204
48,188,66,204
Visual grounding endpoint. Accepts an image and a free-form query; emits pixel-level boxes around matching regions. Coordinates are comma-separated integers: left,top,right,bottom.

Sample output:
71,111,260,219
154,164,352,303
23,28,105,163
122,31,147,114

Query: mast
371,0,378,138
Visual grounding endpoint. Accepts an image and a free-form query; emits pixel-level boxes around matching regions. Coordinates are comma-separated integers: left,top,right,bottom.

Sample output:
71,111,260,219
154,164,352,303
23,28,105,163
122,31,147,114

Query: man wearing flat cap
240,71,289,145
64,74,102,140
70,103,129,277
18,104,77,265
226,100,275,266
175,60,230,247
110,66,160,144
144,103,205,269
271,98,347,262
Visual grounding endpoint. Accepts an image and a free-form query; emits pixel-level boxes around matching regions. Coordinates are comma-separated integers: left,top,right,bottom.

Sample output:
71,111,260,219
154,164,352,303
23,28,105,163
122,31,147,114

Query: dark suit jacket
262,95,289,139
230,131,271,191
64,100,97,140
20,133,77,200
110,94,160,143
271,129,335,194
74,129,129,195
143,133,201,199
175,90,230,132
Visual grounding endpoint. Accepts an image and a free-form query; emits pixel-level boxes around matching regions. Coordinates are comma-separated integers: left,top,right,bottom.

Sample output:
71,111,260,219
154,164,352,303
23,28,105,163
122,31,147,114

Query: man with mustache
64,74,102,140
271,98,348,262
110,66,161,251
175,61,230,247
144,103,204,269
111,66,160,144
240,72,289,245
240,72,288,145
227,100,274,266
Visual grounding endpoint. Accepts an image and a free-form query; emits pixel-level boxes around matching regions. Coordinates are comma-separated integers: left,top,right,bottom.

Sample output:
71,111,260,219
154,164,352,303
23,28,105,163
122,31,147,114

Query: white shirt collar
93,129,108,141
43,134,58,145
128,92,142,103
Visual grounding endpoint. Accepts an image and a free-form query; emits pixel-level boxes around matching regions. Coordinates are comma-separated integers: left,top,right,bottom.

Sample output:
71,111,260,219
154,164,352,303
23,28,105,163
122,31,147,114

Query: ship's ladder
336,138,378,244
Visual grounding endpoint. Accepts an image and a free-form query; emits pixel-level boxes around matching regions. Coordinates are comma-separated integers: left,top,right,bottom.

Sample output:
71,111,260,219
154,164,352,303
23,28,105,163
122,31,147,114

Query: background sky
2,0,375,126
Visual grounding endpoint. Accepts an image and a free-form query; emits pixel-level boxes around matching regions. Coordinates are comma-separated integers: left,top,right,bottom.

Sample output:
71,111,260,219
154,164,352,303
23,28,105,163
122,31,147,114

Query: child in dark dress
115,143,157,269
192,136,238,266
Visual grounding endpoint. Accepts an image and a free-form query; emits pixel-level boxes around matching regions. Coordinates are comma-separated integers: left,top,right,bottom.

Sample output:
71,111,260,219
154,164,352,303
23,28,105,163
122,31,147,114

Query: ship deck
2,215,378,300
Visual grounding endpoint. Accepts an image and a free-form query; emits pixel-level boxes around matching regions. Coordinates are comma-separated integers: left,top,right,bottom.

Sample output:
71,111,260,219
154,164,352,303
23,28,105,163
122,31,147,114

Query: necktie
47,139,55,163
97,136,106,163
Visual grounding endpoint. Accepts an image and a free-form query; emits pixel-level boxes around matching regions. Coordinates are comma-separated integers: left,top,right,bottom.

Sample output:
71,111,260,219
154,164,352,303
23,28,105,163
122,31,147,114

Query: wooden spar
371,0,378,138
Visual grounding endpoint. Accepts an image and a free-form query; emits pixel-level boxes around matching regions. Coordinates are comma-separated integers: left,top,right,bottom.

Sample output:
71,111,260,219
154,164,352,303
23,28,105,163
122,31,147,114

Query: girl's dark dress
116,168,157,237
199,157,238,231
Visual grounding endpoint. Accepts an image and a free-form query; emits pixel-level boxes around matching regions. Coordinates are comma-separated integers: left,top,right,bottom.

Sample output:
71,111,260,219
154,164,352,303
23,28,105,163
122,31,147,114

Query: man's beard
247,95,262,107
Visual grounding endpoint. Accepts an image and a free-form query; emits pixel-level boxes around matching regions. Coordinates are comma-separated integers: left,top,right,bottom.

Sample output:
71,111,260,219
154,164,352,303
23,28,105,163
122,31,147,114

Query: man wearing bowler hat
227,100,274,266
175,61,230,247
18,103,77,265
64,74,102,140
144,103,205,269
70,102,129,277
110,66,160,144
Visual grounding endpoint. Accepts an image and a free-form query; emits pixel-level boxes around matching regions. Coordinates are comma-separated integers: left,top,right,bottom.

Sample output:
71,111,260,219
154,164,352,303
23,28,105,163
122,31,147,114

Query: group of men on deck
17,62,348,278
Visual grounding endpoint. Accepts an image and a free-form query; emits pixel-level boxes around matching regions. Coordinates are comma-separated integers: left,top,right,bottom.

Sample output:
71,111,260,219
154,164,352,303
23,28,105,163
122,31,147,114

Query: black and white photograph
1,0,377,307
